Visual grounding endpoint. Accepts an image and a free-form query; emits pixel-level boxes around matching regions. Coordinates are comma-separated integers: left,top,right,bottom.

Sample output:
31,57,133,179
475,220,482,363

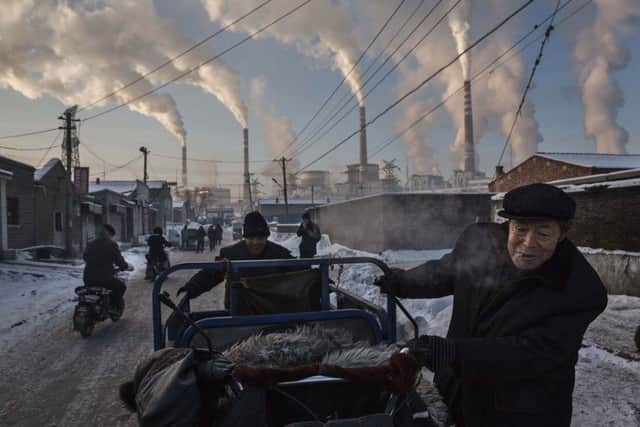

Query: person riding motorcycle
83,224,130,313
146,226,171,278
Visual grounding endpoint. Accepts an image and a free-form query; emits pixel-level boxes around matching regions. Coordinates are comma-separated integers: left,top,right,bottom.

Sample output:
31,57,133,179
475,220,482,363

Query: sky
1,0,639,199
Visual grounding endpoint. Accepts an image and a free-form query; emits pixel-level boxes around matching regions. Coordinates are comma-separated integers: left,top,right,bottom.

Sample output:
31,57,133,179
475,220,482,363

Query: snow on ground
0,246,146,353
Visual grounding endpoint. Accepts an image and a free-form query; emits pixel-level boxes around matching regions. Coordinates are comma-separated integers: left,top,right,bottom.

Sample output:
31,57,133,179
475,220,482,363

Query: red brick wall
490,156,593,192
0,158,36,248
568,186,640,251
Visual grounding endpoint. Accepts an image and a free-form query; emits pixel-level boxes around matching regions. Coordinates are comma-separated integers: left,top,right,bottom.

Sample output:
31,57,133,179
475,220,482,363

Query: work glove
406,335,456,373
373,268,406,296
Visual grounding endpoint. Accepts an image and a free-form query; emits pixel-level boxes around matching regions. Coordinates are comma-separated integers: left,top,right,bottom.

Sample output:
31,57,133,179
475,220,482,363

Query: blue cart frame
151,257,399,351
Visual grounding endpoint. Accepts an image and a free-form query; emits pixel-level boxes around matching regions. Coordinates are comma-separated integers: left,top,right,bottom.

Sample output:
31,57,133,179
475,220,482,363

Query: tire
73,306,94,337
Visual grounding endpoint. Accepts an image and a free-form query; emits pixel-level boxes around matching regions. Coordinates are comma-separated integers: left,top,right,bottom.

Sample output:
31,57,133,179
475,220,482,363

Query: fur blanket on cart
120,325,449,426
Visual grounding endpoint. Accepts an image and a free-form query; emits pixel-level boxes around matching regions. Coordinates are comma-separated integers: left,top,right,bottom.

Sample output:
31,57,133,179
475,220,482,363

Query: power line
36,131,63,168
150,153,272,163
496,0,562,168
283,0,433,157
292,0,455,158
295,0,535,173
275,0,408,157
370,0,587,161
0,127,59,140
80,0,315,123
78,0,274,111
89,155,143,177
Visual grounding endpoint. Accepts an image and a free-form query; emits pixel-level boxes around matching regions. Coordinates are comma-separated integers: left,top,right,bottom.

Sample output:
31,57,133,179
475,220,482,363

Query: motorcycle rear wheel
74,308,94,338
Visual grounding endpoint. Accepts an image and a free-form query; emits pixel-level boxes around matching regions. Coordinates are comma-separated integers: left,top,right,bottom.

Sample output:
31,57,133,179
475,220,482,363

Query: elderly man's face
245,236,268,256
507,219,565,270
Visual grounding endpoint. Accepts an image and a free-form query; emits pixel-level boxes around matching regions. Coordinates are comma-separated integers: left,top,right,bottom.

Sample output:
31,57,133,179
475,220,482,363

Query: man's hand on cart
373,267,405,296
405,335,457,373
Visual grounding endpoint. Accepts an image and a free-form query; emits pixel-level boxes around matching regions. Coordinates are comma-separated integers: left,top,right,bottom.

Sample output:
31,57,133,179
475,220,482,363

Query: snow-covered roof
536,152,640,170
89,180,138,194
491,177,640,201
34,158,62,181
258,199,324,205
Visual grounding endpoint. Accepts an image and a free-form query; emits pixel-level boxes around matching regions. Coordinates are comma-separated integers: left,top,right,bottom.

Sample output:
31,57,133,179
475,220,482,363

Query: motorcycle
73,270,129,337
145,253,170,281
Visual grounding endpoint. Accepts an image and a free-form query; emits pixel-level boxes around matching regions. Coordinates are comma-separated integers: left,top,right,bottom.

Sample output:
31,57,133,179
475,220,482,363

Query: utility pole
311,185,315,205
275,157,291,216
59,105,79,258
139,146,149,184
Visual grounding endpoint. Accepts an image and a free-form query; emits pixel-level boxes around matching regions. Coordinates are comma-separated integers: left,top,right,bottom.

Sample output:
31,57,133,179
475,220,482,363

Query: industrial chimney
463,80,475,179
243,128,251,205
359,106,368,183
182,143,188,188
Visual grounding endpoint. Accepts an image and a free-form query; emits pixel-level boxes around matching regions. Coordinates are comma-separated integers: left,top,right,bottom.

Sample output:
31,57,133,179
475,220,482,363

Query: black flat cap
498,183,576,221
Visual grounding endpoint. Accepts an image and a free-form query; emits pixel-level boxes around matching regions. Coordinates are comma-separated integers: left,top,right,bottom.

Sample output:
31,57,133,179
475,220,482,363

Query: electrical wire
292,0,455,158
80,0,315,123
78,0,274,112
275,0,408,157
370,0,586,160
295,0,535,173
89,155,142,177
150,152,273,164
283,0,435,157
35,131,63,168
496,0,563,168
0,127,59,140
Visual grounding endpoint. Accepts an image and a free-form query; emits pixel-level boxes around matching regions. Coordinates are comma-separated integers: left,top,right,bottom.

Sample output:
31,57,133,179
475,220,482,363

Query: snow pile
271,232,454,341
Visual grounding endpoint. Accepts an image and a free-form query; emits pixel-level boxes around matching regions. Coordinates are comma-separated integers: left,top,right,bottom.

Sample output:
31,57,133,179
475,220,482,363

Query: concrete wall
313,193,491,252
582,250,640,297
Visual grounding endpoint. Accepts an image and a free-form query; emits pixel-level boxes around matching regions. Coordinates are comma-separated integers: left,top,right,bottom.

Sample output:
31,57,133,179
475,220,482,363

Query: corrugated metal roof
536,152,640,169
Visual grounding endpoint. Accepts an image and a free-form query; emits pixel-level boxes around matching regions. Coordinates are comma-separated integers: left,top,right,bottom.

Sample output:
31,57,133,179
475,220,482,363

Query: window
55,212,63,232
7,197,19,225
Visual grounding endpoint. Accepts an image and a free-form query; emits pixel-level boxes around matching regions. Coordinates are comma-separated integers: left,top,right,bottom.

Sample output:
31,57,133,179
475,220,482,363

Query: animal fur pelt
225,325,419,393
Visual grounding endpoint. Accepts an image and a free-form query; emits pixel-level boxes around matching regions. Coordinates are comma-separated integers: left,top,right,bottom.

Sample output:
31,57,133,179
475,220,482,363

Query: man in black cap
83,224,130,313
178,211,294,302
375,183,607,427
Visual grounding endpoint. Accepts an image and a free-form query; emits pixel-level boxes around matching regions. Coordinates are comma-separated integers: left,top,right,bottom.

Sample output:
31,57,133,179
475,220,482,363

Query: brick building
0,156,36,249
489,152,640,192
34,159,71,248
491,169,640,251
0,167,12,256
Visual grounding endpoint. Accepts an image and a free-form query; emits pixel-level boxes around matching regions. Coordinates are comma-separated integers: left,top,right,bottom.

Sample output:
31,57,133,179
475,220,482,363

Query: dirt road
0,245,225,427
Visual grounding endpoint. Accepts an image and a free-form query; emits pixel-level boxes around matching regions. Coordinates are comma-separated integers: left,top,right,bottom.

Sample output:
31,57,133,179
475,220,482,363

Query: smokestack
359,106,367,183
243,128,250,205
463,80,475,178
182,144,188,188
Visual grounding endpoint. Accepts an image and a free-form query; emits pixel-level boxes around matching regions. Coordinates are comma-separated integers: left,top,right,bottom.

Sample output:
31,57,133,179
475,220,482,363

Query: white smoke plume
0,0,247,145
448,0,472,80
395,100,438,174
250,77,301,180
571,0,640,154
395,0,542,171
201,0,365,105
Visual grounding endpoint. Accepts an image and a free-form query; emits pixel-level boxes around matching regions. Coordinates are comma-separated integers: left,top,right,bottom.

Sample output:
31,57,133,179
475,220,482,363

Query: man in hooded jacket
376,183,607,427
178,211,294,305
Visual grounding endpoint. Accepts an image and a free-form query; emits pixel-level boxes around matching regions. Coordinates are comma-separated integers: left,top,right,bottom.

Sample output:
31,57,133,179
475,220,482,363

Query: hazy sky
1,0,639,198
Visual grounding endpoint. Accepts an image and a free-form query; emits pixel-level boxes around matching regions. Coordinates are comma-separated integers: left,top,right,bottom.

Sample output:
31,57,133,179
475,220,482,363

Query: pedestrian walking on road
207,225,216,252
215,223,223,246
297,211,321,258
196,225,206,253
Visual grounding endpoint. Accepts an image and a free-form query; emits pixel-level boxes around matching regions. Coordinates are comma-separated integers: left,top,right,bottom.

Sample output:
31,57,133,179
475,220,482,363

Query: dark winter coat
147,234,170,259
197,227,206,241
207,226,215,239
83,235,128,284
184,240,294,300
393,222,607,427
296,221,321,258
